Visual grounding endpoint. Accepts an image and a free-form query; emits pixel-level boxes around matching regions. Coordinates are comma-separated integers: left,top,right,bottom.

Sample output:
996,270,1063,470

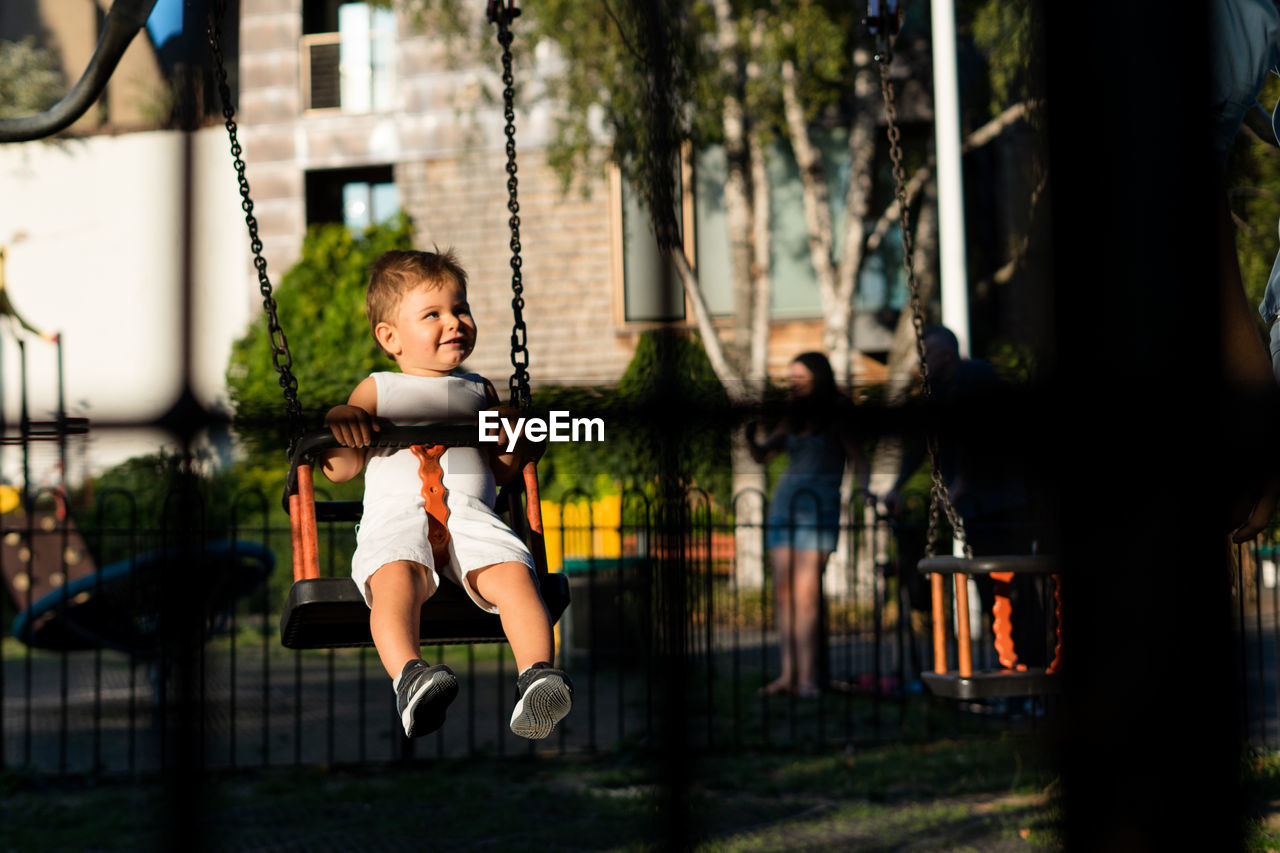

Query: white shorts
351,493,536,612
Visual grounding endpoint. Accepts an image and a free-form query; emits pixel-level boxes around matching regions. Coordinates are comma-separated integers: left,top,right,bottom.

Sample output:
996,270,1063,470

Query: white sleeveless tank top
362,371,497,515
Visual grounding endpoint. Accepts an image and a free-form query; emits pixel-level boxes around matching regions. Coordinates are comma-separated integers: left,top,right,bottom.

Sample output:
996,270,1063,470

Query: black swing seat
280,570,570,649
917,554,1062,701
279,425,569,650
921,668,1060,701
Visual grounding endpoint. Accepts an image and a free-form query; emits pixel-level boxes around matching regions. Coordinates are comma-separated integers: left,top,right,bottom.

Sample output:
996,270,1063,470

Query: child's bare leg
472,560,571,739
367,560,433,678
470,560,553,670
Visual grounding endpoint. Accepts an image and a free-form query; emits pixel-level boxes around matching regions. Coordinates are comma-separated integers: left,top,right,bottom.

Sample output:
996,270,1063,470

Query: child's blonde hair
367,249,469,355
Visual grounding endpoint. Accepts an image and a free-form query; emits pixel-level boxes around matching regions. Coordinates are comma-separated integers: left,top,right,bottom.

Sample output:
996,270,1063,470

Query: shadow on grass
0,733,1062,852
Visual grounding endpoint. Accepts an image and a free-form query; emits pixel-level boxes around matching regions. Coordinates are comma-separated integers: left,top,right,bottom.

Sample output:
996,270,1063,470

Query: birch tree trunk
707,0,772,589
832,51,882,388
668,202,769,589
671,249,742,397
727,133,774,587
711,0,753,373
747,133,772,389
780,57,836,322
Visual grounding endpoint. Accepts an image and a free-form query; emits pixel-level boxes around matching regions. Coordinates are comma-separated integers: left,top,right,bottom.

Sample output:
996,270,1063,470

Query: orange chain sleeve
410,445,450,550
989,571,1025,671
1047,573,1064,674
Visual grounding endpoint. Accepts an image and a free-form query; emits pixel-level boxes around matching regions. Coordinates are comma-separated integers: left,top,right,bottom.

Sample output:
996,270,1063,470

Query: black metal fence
12,482,1274,776
1234,534,1280,751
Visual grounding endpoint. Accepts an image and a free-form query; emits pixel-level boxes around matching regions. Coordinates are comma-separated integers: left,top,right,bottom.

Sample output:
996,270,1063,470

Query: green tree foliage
516,0,868,241
0,37,64,118
403,0,866,250
68,213,417,566
528,0,708,235
71,450,240,566
226,215,416,453
536,330,731,507
962,0,1040,120
615,328,731,500
1228,75,1280,321
957,0,1048,371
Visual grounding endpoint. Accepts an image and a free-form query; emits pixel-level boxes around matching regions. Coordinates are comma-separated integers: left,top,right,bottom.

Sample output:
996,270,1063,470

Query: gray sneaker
395,659,458,738
509,662,573,740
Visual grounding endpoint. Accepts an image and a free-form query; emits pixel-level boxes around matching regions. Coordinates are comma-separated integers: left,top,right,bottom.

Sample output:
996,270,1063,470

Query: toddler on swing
321,248,572,740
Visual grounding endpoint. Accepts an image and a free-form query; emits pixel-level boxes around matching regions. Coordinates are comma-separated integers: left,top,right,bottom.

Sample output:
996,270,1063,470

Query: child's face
375,277,477,376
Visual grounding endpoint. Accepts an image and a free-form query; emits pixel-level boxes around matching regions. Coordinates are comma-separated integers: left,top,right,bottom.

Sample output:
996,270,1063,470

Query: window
305,166,399,229
683,136,907,322
615,137,908,331
300,1,395,113
619,175,685,323
689,139,841,319
689,147,739,317
763,137,836,318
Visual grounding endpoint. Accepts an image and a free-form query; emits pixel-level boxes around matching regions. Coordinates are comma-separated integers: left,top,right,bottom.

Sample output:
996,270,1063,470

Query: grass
0,734,1062,852
1245,750,1280,851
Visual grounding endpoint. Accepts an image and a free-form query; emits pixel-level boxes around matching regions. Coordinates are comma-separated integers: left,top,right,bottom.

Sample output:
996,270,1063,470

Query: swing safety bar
283,424,479,514
918,554,1063,700
278,425,568,649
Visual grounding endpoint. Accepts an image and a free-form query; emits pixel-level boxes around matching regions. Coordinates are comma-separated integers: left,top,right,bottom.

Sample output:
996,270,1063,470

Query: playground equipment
0,250,269,657
11,539,273,656
869,1,1061,699
208,0,569,649
0,0,160,142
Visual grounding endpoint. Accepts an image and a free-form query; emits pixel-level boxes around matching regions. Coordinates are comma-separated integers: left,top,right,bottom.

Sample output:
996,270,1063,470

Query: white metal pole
930,0,970,357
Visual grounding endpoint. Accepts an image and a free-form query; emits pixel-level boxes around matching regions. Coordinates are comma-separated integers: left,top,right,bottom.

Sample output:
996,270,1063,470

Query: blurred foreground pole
1044,3,1244,849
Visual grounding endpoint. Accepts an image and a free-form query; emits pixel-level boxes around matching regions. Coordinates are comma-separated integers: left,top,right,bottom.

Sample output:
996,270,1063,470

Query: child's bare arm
321,376,379,483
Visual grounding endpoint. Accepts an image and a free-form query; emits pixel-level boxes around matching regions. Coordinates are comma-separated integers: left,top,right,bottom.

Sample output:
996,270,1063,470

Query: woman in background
747,352,868,697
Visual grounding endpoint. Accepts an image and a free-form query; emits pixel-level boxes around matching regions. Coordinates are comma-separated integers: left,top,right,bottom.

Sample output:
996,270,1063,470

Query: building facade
239,0,633,387
237,0,906,390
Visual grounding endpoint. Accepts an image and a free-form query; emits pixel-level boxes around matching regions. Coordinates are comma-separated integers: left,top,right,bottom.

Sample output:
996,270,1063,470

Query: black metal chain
490,4,531,411
210,1,526,428
877,56,971,561
208,1,303,444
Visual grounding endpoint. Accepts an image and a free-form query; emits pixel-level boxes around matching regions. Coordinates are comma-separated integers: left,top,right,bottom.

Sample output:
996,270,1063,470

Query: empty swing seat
918,554,1062,700
279,425,569,650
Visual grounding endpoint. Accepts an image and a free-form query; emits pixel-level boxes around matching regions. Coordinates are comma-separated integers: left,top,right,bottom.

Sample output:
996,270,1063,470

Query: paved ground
9,582,1271,778
1,645,646,772
0,631,932,775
